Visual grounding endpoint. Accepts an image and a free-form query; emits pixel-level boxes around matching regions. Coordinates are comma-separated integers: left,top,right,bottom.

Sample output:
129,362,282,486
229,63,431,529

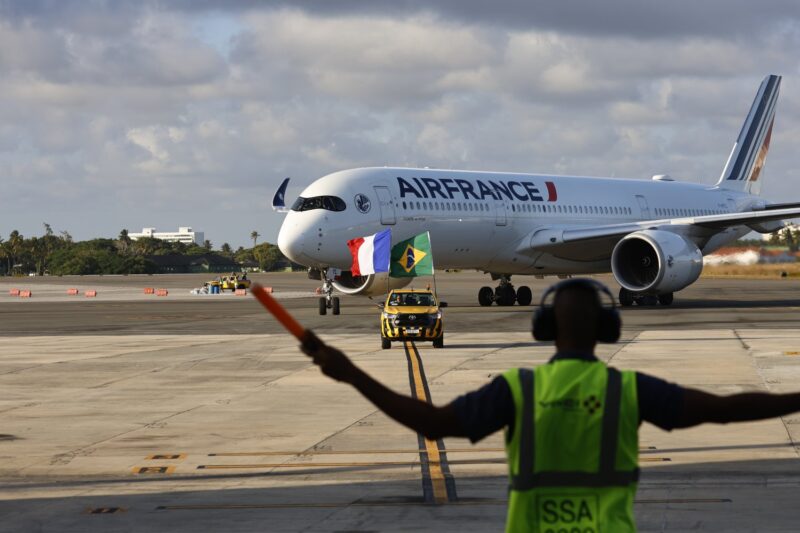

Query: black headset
532,278,621,343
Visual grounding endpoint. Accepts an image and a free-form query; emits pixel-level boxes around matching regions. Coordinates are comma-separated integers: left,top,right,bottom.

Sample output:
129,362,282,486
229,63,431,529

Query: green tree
117,229,132,255
221,242,233,257
253,244,286,271
0,237,6,275
203,239,212,251
8,230,24,274
251,230,260,247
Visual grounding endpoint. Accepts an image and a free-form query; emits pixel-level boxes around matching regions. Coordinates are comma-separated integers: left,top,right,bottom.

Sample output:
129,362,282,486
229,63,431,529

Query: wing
522,206,800,259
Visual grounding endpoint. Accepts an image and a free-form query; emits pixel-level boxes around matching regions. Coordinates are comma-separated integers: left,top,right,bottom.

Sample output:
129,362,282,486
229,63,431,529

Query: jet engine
611,230,703,294
332,271,412,296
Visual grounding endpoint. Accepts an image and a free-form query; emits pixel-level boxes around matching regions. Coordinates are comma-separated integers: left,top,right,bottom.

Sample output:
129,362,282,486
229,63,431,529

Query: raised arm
675,388,800,428
301,337,466,440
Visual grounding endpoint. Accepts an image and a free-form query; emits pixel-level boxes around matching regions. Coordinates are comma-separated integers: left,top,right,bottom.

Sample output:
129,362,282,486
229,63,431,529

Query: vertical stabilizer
716,74,781,195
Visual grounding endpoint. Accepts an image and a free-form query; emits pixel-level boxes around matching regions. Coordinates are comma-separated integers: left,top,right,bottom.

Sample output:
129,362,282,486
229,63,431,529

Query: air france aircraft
276,75,800,311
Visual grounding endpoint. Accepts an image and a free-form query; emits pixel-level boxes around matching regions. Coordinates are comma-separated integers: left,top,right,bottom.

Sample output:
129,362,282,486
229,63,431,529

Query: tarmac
2,272,800,531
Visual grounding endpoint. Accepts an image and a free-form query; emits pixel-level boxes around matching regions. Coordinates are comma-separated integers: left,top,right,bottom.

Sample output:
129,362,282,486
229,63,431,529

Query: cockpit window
291,196,347,212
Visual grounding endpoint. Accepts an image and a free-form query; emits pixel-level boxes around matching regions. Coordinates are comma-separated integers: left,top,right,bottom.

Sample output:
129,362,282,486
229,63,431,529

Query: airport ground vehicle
220,274,251,292
380,289,445,349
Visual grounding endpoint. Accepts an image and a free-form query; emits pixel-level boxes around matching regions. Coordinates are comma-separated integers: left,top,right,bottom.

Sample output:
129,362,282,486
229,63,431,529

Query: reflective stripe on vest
510,367,639,490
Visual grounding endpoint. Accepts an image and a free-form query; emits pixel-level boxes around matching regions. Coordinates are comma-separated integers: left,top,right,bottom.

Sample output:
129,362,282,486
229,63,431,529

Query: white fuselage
277,167,757,275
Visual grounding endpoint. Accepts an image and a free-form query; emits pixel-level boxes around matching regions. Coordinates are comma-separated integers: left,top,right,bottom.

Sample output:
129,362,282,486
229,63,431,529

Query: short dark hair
553,283,601,341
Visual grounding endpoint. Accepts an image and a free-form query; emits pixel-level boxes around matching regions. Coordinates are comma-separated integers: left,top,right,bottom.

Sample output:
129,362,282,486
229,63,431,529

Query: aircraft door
635,195,651,219
373,186,396,225
495,201,507,226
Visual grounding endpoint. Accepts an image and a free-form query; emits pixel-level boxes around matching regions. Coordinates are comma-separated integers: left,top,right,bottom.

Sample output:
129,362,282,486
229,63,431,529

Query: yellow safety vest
502,360,640,532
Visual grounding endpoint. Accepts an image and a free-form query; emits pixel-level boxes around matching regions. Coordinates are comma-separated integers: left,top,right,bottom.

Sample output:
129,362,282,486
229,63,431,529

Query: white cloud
2,3,800,245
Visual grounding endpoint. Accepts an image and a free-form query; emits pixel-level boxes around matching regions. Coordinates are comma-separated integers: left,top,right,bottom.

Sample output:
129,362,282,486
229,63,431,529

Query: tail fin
716,74,781,195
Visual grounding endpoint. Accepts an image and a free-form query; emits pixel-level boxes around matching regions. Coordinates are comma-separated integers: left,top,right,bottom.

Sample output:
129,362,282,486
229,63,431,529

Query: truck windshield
389,293,434,306
291,196,347,212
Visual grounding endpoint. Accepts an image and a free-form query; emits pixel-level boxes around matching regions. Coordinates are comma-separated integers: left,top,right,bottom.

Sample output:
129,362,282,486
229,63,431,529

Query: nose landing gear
316,268,341,315
478,276,532,306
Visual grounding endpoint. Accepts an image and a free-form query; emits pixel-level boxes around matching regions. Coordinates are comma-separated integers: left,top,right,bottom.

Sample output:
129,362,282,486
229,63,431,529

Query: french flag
347,229,391,276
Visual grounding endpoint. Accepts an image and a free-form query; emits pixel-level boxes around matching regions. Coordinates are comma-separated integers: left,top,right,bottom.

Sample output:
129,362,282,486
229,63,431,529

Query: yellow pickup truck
380,289,445,349
219,274,252,292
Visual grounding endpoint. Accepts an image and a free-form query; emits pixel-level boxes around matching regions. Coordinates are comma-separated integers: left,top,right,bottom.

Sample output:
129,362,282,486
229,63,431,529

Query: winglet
272,177,290,212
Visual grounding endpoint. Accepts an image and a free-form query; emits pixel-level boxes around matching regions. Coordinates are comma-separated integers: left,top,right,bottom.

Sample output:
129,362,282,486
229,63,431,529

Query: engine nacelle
332,271,412,297
611,230,703,294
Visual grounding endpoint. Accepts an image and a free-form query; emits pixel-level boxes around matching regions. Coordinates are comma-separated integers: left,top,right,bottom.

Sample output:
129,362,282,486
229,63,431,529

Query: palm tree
203,239,212,251
251,230,260,248
118,229,131,255
8,230,23,273
0,237,7,275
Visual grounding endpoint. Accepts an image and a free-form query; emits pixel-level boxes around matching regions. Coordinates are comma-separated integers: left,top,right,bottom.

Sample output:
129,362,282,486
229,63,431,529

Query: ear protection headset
532,278,621,343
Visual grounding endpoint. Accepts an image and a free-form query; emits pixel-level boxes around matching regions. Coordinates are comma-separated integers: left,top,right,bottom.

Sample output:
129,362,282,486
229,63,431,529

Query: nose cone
277,214,306,265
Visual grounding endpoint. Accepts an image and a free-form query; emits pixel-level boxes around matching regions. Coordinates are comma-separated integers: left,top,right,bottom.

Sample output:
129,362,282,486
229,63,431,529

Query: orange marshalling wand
250,283,319,349
250,283,305,339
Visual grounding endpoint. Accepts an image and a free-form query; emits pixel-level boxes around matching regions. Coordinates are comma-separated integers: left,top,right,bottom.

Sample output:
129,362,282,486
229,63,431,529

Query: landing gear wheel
618,288,634,307
478,286,494,306
637,295,658,306
658,293,674,306
496,286,516,306
332,296,341,315
318,297,327,315
433,335,444,349
381,337,391,350
516,286,533,306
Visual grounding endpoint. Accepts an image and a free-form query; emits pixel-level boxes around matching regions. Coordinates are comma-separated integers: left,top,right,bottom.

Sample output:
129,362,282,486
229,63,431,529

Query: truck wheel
658,293,674,306
433,335,444,349
332,297,340,315
381,337,391,350
318,297,327,315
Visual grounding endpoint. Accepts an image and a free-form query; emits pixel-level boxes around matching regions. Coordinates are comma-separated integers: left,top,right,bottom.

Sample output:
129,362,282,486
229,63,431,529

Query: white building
129,227,204,245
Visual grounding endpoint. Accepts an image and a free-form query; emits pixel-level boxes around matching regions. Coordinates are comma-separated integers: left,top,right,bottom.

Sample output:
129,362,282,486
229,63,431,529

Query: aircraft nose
277,217,306,265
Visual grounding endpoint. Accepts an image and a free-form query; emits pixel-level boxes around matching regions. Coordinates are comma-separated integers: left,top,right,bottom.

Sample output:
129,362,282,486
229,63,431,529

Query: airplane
275,74,800,313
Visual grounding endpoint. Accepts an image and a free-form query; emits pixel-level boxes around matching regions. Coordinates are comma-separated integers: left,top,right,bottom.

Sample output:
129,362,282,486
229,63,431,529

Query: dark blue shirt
452,351,685,443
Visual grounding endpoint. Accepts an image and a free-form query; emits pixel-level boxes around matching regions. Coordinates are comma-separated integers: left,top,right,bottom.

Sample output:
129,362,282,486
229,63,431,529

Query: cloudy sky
3,1,800,247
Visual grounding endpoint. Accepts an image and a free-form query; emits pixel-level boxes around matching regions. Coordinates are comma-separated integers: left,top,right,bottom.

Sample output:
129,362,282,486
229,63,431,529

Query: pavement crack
43,405,205,467
605,333,640,365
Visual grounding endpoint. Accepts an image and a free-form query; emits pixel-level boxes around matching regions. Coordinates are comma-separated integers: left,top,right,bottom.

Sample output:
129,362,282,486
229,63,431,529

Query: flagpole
386,229,391,296
427,231,438,299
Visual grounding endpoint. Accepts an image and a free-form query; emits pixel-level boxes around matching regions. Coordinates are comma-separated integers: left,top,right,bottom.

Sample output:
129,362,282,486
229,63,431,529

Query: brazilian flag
390,232,434,277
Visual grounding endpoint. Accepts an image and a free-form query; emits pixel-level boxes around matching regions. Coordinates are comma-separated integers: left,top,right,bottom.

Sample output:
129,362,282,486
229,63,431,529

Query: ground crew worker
301,278,800,532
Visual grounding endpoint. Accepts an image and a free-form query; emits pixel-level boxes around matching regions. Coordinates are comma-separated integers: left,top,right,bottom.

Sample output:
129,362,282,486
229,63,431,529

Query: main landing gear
315,268,341,316
478,276,533,307
618,287,673,307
